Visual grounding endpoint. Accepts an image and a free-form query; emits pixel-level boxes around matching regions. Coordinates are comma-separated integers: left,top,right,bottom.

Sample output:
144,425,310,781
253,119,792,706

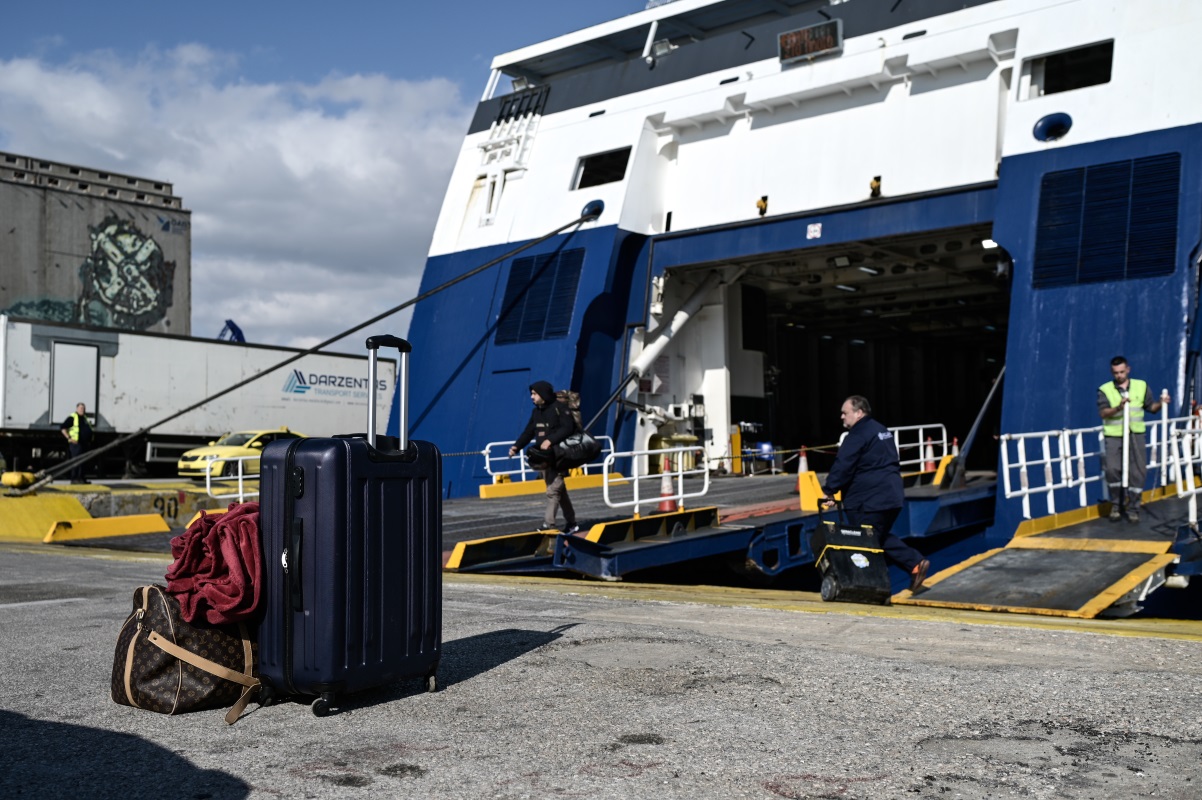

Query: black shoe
910,559,930,592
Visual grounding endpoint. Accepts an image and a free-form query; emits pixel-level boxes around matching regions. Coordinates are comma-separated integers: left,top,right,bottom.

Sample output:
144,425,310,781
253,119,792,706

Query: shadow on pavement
439,624,578,687
0,710,250,799
284,624,579,716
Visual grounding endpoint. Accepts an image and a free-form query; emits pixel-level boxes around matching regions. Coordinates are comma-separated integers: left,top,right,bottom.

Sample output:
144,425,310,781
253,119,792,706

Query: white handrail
1170,422,1202,528
204,455,260,503
890,423,949,471
1000,408,1195,519
603,445,709,515
482,436,616,483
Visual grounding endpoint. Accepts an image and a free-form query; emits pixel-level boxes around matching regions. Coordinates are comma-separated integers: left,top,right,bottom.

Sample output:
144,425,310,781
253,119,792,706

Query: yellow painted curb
44,514,170,543
184,507,228,529
0,495,92,542
443,572,1202,642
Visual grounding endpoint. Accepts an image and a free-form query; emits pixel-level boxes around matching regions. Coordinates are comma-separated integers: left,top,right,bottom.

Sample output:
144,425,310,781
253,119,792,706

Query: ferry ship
397,0,1202,609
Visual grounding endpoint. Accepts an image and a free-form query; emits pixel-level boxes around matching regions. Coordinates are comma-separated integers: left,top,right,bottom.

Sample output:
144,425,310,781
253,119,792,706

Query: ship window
1032,153,1180,288
1021,41,1113,99
495,248,585,345
573,147,631,190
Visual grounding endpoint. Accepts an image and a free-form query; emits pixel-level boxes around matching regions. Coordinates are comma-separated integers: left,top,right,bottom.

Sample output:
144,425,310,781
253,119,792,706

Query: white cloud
0,45,471,351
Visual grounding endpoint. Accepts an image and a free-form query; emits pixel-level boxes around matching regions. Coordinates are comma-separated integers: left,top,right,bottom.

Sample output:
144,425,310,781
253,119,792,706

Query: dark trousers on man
67,442,88,483
845,507,922,572
1103,433,1147,511
542,461,576,531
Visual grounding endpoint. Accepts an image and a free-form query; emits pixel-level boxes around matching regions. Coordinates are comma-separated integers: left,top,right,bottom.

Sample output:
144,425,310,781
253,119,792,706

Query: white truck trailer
0,315,396,476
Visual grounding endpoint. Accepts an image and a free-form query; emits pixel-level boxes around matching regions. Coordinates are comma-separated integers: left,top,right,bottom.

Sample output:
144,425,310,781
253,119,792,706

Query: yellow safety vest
1099,379,1147,436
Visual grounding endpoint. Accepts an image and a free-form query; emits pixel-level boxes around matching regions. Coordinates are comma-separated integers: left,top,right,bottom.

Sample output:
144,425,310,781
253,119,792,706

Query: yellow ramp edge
0,495,92,543
446,530,560,571
44,514,170,543
895,552,1179,619
1075,553,1179,618
1006,536,1173,555
446,511,712,570
479,472,626,499
895,490,1183,618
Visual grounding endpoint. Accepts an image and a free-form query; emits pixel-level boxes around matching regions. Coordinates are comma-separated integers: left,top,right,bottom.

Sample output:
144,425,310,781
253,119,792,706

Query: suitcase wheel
820,574,840,602
258,685,277,707
311,693,335,717
425,673,438,693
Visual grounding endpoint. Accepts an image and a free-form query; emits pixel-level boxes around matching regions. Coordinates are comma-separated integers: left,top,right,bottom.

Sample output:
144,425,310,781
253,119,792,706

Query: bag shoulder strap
147,630,260,725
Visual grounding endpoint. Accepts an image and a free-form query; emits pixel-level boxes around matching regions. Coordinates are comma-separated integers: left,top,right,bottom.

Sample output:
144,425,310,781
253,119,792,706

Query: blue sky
0,1,644,349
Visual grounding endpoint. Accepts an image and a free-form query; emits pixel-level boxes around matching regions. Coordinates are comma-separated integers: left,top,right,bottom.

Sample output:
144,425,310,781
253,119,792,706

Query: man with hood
509,381,580,534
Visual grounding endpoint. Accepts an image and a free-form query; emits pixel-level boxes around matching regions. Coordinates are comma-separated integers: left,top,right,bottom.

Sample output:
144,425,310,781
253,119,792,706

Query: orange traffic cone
795,446,810,495
923,436,936,472
657,473,678,512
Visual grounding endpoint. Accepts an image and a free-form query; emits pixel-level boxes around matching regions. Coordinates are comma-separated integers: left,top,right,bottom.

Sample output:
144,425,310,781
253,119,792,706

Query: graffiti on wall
3,215,176,330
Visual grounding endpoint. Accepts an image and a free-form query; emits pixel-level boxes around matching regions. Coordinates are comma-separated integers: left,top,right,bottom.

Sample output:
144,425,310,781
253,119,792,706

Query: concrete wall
0,152,191,335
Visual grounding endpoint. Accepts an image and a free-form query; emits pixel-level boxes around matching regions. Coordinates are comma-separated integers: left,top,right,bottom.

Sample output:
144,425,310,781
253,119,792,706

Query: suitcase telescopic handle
366,335,412,451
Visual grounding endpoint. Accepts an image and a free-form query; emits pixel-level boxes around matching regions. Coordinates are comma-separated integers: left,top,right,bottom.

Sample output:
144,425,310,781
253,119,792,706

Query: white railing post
1041,435,1056,516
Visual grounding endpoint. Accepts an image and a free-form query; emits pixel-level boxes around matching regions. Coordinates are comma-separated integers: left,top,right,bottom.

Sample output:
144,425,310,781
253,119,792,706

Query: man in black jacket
509,381,580,534
821,395,929,591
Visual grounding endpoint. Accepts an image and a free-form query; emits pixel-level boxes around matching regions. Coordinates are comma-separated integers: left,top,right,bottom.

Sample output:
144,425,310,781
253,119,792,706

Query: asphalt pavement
2,539,1200,799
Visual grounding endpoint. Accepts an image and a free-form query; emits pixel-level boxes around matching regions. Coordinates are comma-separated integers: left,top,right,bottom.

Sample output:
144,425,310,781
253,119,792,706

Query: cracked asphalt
1,541,1200,799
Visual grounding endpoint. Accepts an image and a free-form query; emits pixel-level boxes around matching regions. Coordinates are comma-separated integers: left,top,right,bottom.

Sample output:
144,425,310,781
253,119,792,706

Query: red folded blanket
166,502,263,625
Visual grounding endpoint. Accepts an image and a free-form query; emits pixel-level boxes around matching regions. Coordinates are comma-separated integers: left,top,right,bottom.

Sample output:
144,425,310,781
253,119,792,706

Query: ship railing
482,436,616,484
1169,425,1202,527
889,423,949,472
603,446,709,515
999,408,1195,519
204,455,259,503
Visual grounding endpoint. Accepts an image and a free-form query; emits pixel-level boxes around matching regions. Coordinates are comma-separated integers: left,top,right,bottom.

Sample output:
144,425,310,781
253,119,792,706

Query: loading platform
445,475,1200,618
895,490,1199,618
446,477,999,583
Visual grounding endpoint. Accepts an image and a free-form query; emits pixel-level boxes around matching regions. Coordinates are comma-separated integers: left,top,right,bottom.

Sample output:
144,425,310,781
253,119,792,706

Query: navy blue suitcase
258,335,442,715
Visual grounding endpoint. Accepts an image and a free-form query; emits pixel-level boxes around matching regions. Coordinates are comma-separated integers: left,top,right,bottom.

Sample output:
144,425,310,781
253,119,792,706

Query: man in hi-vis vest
59,402,94,484
1097,356,1168,523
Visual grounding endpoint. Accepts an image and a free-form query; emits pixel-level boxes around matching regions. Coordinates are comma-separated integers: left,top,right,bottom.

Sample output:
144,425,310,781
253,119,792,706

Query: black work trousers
845,507,922,572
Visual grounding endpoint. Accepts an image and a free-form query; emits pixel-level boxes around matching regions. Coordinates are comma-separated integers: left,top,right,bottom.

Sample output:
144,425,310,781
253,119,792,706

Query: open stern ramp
895,497,1183,618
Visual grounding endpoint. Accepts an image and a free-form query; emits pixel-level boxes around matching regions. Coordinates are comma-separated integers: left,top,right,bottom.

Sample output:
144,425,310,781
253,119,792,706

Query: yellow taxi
177,427,306,480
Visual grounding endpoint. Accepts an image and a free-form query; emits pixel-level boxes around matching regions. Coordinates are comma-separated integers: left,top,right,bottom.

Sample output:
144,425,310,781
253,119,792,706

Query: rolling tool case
258,335,442,715
811,505,892,605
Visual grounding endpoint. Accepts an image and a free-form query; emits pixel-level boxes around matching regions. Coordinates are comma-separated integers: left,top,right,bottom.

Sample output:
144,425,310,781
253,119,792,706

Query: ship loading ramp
446,446,999,585
894,491,1197,618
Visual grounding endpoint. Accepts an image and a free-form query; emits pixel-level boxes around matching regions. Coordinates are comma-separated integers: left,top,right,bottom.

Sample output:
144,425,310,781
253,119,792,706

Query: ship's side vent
495,248,584,345
1033,153,1180,288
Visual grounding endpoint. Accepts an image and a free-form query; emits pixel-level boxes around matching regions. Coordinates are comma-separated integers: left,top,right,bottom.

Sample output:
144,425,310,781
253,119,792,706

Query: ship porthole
1033,113,1073,142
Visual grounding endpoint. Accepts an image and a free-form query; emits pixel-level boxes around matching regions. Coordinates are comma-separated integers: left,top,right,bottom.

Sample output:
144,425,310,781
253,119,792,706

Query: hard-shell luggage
810,506,892,605
257,335,441,716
